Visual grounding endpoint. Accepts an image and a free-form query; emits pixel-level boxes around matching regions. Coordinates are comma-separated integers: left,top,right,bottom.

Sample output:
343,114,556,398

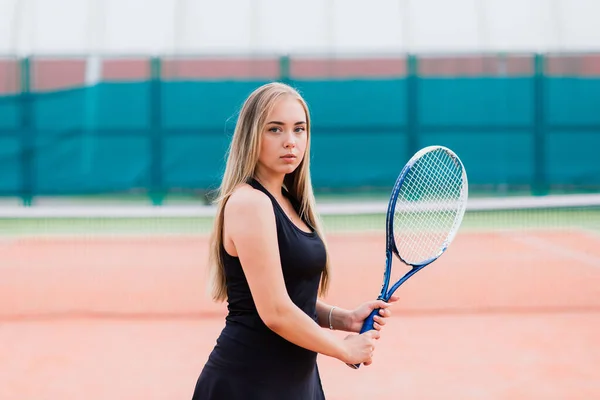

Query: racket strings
403,151,463,247
393,148,467,265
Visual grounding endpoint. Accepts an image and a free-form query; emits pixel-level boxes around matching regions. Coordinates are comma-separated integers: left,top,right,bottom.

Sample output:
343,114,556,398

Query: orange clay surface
1,231,599,399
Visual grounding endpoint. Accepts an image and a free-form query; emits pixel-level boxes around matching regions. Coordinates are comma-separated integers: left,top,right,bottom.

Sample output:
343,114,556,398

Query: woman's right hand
341,330,380,366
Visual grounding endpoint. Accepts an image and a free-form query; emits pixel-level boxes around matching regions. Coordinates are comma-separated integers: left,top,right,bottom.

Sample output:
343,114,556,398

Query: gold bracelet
328,306,337,330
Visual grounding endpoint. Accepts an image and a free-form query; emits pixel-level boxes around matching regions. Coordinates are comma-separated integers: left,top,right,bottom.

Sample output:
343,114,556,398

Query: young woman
192,82,398,399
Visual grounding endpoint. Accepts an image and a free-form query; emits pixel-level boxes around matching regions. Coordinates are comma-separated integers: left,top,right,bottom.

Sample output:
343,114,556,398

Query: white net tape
393,147,468,265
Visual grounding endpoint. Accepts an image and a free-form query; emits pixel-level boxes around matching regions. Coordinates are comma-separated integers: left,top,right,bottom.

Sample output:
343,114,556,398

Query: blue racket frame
349,149,460,369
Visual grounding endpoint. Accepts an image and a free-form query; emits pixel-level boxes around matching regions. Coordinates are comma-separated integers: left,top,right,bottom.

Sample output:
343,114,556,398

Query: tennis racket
350,145,468,369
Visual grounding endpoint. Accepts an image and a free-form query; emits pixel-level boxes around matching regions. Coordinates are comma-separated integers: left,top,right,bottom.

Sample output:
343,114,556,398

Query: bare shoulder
224,183,274,227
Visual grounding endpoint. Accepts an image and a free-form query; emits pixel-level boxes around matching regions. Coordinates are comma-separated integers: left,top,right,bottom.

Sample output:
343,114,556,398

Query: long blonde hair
207,82,331,302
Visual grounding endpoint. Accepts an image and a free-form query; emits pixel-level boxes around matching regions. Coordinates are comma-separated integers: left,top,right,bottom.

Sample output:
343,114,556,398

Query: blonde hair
207,82,331,302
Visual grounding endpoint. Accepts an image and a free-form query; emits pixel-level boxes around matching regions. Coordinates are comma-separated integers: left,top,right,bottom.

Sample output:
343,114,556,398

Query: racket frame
349,145,467,369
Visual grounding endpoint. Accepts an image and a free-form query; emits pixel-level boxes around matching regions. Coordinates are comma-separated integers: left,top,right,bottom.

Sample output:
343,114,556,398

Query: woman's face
256,96,308,178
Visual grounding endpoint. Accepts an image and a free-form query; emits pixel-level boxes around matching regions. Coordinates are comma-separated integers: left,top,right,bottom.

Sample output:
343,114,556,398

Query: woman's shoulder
225,183,274,220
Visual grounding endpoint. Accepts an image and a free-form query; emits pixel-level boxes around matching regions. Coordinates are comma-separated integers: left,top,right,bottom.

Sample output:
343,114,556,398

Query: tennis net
1,193,600,237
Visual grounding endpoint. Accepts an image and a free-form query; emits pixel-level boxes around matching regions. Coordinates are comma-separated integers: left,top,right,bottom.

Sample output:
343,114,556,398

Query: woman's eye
295,127,305,133
268,127,280,133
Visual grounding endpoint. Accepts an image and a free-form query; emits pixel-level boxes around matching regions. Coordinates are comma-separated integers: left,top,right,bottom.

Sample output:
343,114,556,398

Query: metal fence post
533,53,547,196
19,56,33,206
149,56,164,206
406,54,419,160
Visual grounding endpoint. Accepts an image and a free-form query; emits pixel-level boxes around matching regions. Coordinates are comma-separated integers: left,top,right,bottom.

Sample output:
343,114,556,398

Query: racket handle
347,308,380,370
359,308,379,334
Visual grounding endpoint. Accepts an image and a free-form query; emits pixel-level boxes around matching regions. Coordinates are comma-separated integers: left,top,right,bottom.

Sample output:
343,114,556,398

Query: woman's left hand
346,295,400,333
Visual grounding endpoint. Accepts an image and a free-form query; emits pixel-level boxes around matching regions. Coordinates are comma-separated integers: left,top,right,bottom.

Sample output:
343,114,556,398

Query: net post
406,54,419,161
149,56,165,206
533,53,547,196
19,56,33,207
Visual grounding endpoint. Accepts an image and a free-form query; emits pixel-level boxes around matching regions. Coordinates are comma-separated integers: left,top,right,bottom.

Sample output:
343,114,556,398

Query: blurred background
1,0,599,399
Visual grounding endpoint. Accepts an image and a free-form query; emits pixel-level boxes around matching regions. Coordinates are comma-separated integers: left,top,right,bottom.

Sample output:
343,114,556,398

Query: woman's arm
316,300,350,330
224,186,378,365
316,298,400,333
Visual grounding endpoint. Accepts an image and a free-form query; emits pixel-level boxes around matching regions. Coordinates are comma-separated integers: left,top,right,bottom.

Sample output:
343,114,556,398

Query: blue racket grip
348,308,381,369
359,308,380,334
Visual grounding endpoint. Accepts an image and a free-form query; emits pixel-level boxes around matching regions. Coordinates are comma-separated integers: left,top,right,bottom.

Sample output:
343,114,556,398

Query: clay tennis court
1,215,600,399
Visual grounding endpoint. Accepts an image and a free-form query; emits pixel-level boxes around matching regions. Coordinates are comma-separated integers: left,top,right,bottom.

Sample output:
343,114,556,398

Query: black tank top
205,178,328,379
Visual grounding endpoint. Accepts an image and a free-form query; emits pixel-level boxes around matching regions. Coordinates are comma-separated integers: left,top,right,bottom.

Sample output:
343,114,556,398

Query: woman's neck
253,173,285,201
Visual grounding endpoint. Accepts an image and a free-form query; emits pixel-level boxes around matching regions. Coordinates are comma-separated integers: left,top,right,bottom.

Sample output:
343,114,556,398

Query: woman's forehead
266,97,307,121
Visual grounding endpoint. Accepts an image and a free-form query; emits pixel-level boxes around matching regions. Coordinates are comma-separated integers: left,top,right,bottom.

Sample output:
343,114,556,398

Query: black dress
191,179,328,400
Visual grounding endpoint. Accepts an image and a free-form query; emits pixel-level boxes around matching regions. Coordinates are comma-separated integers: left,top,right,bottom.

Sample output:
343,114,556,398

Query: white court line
501,231,600,268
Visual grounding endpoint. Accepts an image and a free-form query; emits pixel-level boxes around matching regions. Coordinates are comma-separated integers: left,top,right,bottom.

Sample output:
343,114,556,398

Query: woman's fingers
379,308,392,318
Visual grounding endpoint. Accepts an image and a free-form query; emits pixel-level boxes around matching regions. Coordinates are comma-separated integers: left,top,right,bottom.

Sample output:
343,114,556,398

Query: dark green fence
0,54,599,205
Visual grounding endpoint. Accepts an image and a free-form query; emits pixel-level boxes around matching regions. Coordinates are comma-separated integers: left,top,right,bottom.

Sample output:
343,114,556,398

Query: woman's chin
275,163,300,175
